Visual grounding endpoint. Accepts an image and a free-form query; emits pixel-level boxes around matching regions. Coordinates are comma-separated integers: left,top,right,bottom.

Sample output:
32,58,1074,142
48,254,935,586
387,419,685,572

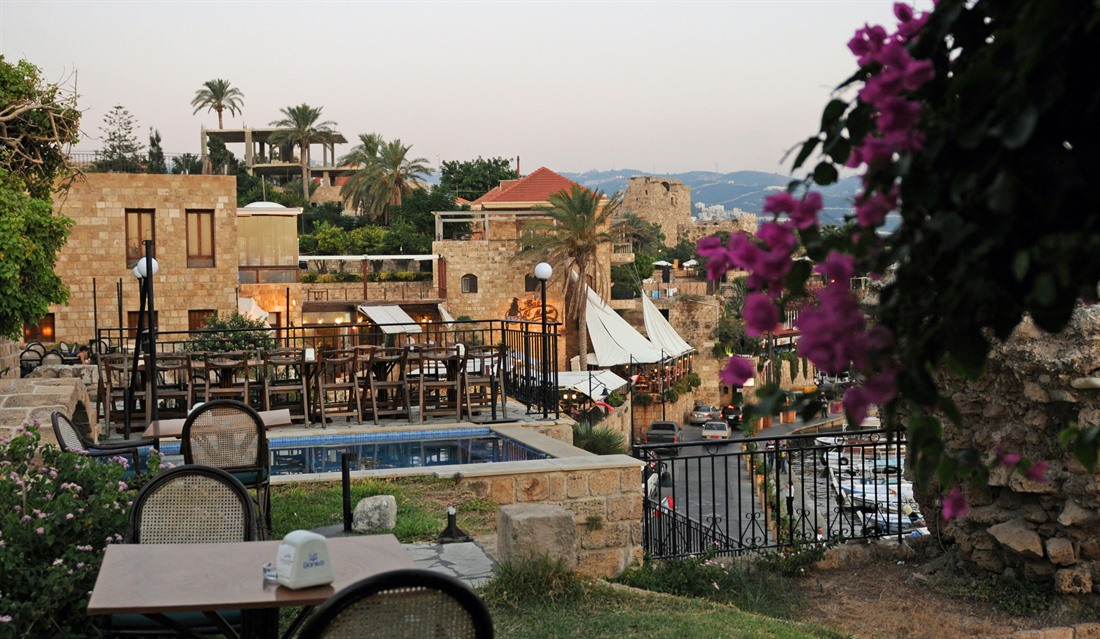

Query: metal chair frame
50,411,150,472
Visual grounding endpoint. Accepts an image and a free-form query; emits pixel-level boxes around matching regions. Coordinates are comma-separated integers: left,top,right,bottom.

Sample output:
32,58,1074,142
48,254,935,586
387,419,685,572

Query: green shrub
481,556,587,608
606,392,625,408
312,272,361,283
686,372,702,389
663,388,680,403
184,312,275,353
634,392,653,407
0,424,161,637
301,272,318,283
572,421,626,455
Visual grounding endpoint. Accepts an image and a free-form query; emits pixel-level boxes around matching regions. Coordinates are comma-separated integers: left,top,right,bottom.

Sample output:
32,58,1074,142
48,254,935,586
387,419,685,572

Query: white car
701,421,732,441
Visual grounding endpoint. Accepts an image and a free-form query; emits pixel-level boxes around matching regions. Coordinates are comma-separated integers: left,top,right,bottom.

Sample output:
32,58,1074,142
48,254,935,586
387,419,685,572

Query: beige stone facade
49,174,241,343
621,176,693,243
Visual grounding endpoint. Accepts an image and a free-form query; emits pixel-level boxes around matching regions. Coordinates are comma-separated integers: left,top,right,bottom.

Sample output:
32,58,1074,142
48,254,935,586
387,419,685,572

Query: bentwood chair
366,347,413,423
315,347,361,427
416,345,466,423
201,350,253,405
105,465,257,638
152,354,192,420
297,569,494,639
101,353,146,436
181,399,271,535
463,344,506,420
50,411,152,475
263,347,311,424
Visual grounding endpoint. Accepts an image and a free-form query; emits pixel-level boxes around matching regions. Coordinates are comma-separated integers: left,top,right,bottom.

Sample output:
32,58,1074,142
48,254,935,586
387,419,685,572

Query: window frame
125,209,155,269
461,274,478,294
186,209,215,268
23,314,56,342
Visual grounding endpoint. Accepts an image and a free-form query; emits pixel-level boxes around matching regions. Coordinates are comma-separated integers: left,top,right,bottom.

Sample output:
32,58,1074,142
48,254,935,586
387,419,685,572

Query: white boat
842,482,918,513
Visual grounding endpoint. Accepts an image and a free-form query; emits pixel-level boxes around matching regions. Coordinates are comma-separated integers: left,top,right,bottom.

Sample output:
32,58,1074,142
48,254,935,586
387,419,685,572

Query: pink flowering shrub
700,0,1100,519
0,424,159,637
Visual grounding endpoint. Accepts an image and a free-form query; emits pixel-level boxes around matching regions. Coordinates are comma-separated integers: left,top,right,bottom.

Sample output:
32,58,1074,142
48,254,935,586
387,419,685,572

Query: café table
87,534,414,639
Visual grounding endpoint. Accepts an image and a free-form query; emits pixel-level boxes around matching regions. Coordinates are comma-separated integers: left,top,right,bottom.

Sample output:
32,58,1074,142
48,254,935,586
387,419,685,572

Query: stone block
497,504,576,570
589,469,620,496
1053,566,1092,594
605,494,642,522
988,518,1044,559
1057,500,1096,527
1074,623,1100,638
546,473,565,501
564,497,607,523
970,549,1004,573
488,476,515,505
352,495,396,533
1038,629,1073,639
1045,537,1076,566
517,475,549,502
579,521,630,550
565,472,588,498
619,467,641,492
576,547,632,578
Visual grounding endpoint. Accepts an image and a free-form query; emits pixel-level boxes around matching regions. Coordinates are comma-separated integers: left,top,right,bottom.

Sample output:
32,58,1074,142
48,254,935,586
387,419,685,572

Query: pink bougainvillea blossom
815,251,856,283
720,356,756,387
996,446,1022,468
762,192,798,215
697,235,735,281
790,192,824,230
795,284,867,373
1026,460,1051,482
743,293,780,336
942,487,969,520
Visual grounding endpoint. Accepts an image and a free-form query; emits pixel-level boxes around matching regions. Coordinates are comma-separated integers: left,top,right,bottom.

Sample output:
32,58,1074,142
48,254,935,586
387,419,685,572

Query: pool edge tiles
269,426,492,448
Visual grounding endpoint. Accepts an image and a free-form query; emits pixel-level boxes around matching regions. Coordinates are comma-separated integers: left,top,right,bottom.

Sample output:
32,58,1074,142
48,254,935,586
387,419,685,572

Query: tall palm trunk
216,106,224,129
576,298,589,371
300,143,310,202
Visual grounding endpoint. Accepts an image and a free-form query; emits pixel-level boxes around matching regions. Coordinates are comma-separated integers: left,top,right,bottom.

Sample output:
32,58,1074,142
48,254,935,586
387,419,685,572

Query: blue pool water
155,427,549,476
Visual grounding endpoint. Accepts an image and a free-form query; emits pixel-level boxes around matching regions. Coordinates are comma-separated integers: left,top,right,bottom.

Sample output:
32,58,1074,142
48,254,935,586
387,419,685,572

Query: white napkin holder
274,530,334,589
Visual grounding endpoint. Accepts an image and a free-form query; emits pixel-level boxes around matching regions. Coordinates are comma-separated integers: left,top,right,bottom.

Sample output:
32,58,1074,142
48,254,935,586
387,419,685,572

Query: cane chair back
316,348,361,427
50,411,149,473
463,344,506,420
181,399,270,534
367,347,412,423
124,464,258,544
263,347,310,423
297,569,494,639
353,346,377,424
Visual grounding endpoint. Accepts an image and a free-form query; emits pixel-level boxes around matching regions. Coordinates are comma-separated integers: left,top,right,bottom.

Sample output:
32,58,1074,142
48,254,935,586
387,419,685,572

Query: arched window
461,274,478,293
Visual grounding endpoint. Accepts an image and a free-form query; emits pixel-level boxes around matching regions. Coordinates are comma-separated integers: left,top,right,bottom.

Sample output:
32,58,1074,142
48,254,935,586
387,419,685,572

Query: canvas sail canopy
356,305,422,334
641,294,694,358
585,285,664,366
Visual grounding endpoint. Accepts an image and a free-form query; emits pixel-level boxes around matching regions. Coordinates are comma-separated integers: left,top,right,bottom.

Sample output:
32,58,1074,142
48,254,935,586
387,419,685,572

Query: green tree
190,78,244,129
0,56,79,339
171,152,202,175
95,105,143,173
205,135,238,175
348,225,386,254
268,104,337,203
517,186,621,362
145,127,166,173
340,138,431,225
390,186,460,238
312,222,350,255
380,218,431,254
339,132,383,167
438,156,514,201
612,211,664,254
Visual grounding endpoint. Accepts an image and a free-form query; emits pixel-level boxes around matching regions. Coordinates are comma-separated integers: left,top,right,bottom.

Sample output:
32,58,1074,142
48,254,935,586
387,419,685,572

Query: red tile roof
472,167,597,207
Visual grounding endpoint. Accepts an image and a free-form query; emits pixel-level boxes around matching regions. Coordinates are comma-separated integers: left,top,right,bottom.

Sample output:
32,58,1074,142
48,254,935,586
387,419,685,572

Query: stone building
35,174,301,345
621,176,693,244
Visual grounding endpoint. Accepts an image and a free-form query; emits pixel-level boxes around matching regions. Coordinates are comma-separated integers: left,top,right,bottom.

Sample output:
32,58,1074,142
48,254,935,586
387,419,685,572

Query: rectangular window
188,310,215,331
125,209,155,269
127,310,159,339
187,210,215,268
23,314,55,342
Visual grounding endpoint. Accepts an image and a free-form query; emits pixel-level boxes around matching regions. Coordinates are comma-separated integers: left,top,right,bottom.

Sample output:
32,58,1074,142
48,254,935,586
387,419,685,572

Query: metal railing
636,427,910,560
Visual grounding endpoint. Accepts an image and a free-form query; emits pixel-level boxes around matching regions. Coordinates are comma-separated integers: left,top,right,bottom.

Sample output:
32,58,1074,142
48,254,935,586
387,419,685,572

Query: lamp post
124,243,159,439
534,262,553,419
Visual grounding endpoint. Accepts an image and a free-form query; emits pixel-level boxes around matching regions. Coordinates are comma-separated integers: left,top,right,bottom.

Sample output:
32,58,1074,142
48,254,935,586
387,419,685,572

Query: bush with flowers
0,423,162,637
700,0,1100,518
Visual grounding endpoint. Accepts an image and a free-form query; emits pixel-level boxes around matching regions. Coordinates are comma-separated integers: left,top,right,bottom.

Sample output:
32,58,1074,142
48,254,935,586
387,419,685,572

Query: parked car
701,420,732,441
720,404,742,426
645,421,683,456
687,404,718,425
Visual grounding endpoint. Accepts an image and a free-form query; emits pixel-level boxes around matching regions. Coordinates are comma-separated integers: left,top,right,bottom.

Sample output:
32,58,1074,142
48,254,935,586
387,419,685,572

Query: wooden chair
366,347,412,424
315,347,361,427
181,399,271,536
463,344,506,420
201,351,252,405
297,569,494,639
152,354,192,419
101,353,145,436
50,411,151,475
104,465,257,638
353,345,377,424
263,347,311,424
416,345,466,423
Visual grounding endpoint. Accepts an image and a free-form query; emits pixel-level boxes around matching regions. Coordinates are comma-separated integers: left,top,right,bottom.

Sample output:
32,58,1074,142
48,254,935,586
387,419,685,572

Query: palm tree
340,138,431,224
190,79,244,129
517,185,622,363
612,211,665,253
268,104,337,202
339,132,384,167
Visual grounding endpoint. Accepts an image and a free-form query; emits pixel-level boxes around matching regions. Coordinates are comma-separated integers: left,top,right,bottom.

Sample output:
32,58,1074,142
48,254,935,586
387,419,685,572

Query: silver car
688,404,718,425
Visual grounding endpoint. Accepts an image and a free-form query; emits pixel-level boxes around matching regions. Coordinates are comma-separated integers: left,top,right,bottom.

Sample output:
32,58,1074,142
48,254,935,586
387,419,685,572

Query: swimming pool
156,426,550,476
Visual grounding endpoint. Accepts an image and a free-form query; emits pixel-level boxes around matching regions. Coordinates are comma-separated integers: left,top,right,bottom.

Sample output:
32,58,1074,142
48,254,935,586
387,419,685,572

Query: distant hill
561,169,864,227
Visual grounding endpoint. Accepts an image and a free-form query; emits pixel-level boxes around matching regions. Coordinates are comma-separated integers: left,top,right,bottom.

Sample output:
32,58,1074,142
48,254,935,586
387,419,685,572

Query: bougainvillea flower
719,355,755,387
942,487,969,520
743,293,780,336
1026,460,1051,482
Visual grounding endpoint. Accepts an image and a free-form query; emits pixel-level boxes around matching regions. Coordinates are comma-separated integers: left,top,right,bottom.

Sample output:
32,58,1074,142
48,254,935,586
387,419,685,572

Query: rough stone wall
0,378,93,446
681,216,759,246
51,173,239,343
632,393,696,442
925,306,1100,593
622,176,692,244
0,338,18,380
239,283,303,327
460,454,645,578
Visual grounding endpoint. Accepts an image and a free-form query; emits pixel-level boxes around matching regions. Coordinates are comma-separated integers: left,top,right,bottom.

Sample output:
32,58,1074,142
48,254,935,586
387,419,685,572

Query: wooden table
87,534,414,638
142,408,294,440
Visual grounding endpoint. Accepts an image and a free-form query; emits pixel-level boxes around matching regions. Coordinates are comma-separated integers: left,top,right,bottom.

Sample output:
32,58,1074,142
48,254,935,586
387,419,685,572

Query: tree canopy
340,137,432,225
269,104,336,202
94,105,144,173
0,56,79,339
438,156,514,201
191,78,244,129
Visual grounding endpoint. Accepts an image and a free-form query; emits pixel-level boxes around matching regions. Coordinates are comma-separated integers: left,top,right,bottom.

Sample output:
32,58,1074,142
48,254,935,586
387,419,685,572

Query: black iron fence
636,427,912,560
95,318,559,418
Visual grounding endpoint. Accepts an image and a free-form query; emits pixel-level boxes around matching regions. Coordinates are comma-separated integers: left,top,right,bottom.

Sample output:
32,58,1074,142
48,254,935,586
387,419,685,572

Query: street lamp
124,244,159,439
534,262,553,419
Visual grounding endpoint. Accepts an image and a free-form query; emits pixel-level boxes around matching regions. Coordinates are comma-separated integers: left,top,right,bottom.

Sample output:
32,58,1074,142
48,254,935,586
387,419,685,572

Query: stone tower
621,176,693,245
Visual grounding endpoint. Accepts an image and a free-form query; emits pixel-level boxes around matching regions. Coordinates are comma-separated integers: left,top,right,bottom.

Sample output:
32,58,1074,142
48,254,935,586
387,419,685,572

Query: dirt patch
796,541,1100,639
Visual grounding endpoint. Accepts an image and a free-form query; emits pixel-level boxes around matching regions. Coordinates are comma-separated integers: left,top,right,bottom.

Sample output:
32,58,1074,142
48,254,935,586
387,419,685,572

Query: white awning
356,305,422,334
641,294,694,358
557,370,629,399
438,304,456,325
237,297,270,325
585,284,665,366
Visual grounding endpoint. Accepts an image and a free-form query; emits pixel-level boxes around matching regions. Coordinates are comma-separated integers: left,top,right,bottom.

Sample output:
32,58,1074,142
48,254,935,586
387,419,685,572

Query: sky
0,0,914,176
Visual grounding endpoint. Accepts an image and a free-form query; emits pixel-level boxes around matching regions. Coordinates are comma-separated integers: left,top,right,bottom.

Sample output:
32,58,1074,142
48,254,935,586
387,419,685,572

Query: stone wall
681,216,759,246
50,173,240,343
0,378,93,446
925,306,1100,593
0,338,18,380
631,393,696,442
621,176,692,244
